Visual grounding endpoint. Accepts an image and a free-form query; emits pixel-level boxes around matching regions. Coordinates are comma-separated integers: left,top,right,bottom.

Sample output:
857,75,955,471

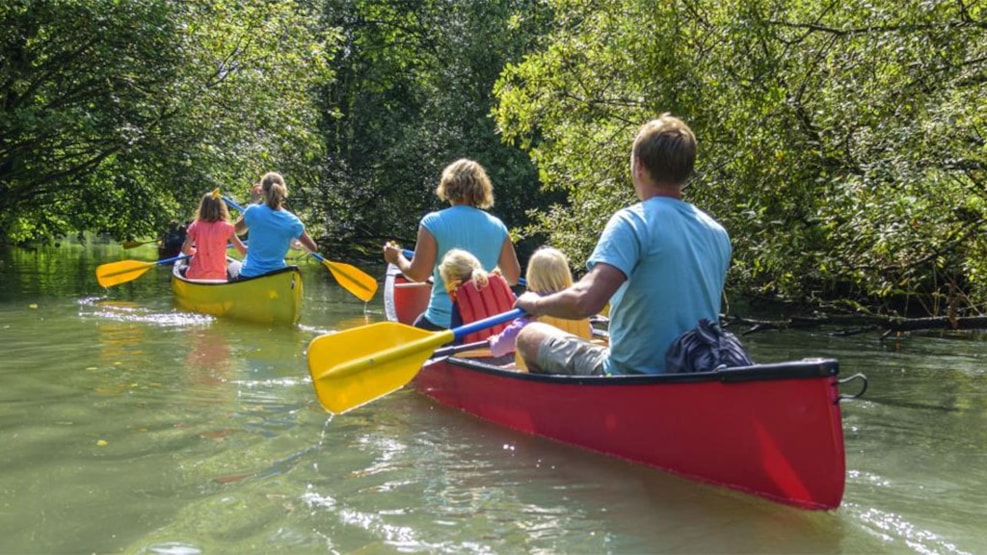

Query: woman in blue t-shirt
235,172,318,278
383,158,521,330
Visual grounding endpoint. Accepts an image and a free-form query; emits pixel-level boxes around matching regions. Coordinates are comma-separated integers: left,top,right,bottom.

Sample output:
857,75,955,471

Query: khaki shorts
533,335,609,376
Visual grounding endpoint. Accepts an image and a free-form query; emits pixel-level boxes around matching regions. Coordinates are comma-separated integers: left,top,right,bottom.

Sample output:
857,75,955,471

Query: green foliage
4,0,985,317
0,0,336,245
309,0,559,260
494,0,987,315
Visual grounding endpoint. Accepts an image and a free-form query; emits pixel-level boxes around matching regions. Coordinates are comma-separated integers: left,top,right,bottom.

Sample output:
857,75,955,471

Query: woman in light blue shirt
383,159,521,329
235,172,318,278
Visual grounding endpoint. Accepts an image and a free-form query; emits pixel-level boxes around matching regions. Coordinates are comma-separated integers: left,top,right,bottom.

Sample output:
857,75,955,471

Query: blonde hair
435,159,494,209
632,113,697,186
525,247,573,294
440,248,490,293
195,193,230,223
260,171,289,209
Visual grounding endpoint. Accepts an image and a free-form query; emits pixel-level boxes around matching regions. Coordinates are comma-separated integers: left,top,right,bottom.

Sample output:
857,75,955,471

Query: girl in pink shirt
181,190,247,280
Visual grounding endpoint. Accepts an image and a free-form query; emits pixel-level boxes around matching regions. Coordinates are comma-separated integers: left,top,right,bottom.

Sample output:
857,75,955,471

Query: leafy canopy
0,0,337,244
494,0,987,315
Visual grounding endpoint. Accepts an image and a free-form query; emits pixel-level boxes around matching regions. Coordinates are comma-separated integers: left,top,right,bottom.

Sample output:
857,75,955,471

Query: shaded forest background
2,0,985,320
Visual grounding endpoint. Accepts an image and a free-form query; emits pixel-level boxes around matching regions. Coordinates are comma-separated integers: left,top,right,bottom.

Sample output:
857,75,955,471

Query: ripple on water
140,542,202,555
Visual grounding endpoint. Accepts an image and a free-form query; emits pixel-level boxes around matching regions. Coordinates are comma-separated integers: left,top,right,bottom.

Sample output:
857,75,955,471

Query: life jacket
453,273,516,344
537,315,593,340
513,315,595,370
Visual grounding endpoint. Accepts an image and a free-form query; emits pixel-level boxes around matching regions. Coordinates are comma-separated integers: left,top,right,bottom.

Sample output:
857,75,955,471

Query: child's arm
488,317,529,357
180,226,195,256
230,231,247,256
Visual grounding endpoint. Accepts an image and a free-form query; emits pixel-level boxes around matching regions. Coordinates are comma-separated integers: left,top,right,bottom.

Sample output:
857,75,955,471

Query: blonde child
486,246,580,358
439,248,495,331
439,248,491,296
181,189,247,280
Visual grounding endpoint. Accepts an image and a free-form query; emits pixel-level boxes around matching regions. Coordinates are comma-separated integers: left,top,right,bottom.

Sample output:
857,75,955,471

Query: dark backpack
665,318,754,373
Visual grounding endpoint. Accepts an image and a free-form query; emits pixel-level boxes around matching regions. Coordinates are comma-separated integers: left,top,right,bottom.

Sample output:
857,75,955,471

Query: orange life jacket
453,273,516,344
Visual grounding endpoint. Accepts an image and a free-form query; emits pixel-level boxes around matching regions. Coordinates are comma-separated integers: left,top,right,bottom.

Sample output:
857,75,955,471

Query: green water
0,240,984,554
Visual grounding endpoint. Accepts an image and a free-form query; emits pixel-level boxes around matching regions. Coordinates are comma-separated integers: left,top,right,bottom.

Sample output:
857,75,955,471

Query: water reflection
2,242,986,554
184,326,232,375
333,314,376,332
182,326,235,412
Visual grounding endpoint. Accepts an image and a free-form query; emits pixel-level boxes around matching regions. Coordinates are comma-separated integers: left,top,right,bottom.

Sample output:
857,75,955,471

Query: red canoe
384,266,859,510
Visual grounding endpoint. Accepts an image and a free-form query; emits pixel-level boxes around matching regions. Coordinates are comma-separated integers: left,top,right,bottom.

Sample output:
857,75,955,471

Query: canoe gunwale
171,264,301,286
439,355,839,385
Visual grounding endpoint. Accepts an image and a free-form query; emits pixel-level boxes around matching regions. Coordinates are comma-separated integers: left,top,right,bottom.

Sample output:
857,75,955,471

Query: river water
0,239,984,554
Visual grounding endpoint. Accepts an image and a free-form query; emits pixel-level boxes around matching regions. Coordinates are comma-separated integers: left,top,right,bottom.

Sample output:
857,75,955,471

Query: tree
0,0,336,245
310,0,559,260
494,0,987,316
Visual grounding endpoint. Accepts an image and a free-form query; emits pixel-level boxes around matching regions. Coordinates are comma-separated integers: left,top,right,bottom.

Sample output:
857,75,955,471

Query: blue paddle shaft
452,308,524,342
159,254,191,265
222,196,245,212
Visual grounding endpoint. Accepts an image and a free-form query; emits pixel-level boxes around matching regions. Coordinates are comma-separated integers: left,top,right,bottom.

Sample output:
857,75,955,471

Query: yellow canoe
171,263,303,325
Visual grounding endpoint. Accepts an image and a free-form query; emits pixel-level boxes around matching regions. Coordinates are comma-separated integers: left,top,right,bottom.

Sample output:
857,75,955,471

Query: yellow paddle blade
96,260,155,288
122,239,158,249
322,259,379,302
307,323,455,414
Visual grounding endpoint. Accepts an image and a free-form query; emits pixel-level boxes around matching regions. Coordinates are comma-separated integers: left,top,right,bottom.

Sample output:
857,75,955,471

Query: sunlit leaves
310,0,555,258
0,0,337,244
493,0,987,314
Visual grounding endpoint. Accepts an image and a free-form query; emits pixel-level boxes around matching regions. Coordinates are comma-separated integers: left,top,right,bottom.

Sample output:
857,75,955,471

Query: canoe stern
171,265,303,325
413,358,846,510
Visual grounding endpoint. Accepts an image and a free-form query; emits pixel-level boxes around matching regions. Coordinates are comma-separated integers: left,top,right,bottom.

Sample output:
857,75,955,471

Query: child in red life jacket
439,249,514,343
439,247,590,356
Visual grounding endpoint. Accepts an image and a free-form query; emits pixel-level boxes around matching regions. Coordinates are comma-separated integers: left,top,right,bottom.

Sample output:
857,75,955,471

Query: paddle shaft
430,340,490,359
100,254,190,279
326,308,523,380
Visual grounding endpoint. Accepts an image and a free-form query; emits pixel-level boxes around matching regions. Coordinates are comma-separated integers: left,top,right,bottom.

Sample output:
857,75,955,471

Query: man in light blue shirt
514,115,731,375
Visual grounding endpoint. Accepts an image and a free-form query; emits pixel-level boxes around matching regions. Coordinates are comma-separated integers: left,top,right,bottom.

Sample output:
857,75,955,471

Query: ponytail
260,171,288,209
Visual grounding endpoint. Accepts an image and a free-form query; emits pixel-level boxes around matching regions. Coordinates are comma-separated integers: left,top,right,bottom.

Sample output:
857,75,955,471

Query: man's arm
515,262,626,319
